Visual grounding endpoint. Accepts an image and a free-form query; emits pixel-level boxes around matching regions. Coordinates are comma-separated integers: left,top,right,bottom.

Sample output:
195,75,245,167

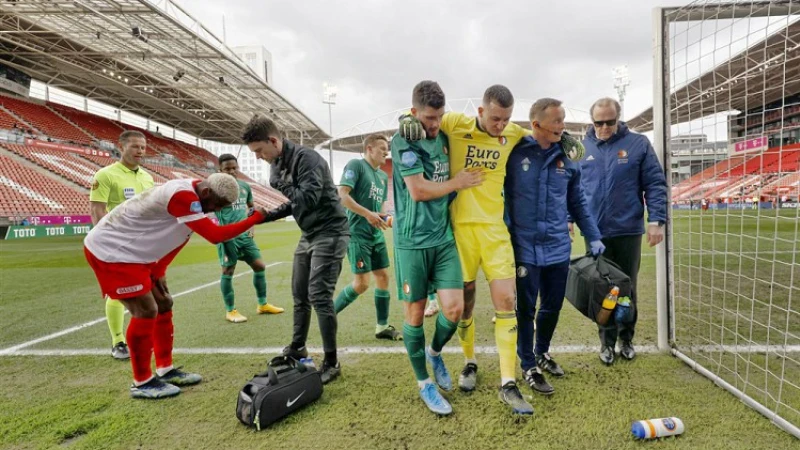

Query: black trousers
587,234,642,347
291,234,349,353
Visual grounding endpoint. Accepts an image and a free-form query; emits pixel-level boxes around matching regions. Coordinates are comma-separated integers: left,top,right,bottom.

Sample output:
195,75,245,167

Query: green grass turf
0,217,797,448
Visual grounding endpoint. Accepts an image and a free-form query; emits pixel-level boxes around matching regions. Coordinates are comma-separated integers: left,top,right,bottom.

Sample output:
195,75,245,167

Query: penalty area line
0,262,285,356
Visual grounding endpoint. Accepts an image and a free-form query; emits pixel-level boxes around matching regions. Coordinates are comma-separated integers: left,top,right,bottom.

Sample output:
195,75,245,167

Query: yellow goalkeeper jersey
440,112,530,224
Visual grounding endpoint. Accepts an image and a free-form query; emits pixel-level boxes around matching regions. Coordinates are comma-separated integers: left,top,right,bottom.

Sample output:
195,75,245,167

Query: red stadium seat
0,95,93,145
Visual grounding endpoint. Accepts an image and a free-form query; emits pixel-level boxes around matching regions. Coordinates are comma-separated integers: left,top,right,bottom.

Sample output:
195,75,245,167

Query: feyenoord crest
521,157,531,172
357,260,365,269
517,266,528,278
617,149,628,158
403,281,411,295
498,136,508,145
556,159,565,168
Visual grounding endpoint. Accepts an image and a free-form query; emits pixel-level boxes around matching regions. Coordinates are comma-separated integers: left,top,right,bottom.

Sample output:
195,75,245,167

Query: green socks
403,322,428,381
431,312,459,354
253,271,267,306
334,285,359,313
221,274,235,312
374,288,390,326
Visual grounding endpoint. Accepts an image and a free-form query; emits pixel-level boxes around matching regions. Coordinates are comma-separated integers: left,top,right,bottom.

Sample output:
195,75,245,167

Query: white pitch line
4,344,799,357
0,262,285,356
2,345,660,356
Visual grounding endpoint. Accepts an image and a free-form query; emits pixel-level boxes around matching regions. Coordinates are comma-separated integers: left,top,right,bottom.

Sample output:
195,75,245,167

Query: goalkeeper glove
398,114,425,141
560,132,585,162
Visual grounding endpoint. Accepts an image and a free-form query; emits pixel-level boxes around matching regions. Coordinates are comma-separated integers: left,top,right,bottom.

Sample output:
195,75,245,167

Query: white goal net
653,0,800,438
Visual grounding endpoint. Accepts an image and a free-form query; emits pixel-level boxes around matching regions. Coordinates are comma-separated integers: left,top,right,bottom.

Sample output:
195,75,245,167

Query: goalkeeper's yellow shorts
453,222,516,283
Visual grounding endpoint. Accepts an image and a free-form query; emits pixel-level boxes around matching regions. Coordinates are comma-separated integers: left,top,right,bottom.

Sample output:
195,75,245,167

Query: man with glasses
572,97,667,365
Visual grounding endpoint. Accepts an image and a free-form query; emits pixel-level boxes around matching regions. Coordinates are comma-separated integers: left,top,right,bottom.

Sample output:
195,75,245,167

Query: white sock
155,365,174,377
465,358,478,366
418,378,433,389
133,376,154,387
427,347,440,357
501,377,515,386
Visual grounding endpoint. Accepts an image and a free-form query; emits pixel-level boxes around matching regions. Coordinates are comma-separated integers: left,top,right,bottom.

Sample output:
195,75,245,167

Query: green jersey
340,158,388,243
89,162,155,212
216,179,253,238
390,132,453,249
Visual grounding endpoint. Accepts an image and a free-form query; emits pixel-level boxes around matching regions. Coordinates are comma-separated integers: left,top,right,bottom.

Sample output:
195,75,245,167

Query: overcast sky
175,0,687,136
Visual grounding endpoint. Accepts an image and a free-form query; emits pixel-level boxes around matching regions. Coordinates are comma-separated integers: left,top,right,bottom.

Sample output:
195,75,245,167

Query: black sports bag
236,355,323,430
565,254,632,324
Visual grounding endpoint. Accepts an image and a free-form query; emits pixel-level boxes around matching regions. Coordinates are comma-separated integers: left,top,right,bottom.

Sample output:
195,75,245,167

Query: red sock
153,310,174,371
127,317,155,383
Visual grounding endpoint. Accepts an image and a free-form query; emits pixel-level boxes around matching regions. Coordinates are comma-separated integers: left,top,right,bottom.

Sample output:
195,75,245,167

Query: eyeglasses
593,119,617,127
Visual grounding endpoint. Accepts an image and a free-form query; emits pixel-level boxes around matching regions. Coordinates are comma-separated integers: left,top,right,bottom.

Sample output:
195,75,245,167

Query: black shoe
599,346,615,365
282,344,308,361
498,381,533,415
375,325,403,341
620,342,636,361
523,367,554,395
458,362,478,392
535,353,564,377
320,360,341,384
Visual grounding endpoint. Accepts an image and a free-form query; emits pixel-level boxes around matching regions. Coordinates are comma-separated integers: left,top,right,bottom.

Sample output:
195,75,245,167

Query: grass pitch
0,218,797,449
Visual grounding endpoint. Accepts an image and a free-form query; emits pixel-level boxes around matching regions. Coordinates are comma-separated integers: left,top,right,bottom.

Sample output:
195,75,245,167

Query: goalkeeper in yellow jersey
399,85,584,413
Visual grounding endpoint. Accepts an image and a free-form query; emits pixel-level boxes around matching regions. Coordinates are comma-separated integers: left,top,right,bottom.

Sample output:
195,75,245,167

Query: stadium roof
0,0,329,145
329,99,593,153
627,2,800,132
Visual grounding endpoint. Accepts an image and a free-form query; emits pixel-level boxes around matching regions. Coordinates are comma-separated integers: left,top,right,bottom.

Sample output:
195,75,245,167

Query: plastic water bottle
615,296,633,324
299,357,316,370
631,417,685,439
595,286,620,326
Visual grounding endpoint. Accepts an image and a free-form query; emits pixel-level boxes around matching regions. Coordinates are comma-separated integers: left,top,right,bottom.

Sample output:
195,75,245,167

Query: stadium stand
47,102,125,144
0,107,33,134
0,154,87,217
672,142,800,201
0,95,93,145
0,144,100,188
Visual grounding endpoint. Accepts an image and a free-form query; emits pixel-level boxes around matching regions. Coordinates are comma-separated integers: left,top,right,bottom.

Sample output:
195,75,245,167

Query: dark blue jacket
505,136,601,266
579,123,668,238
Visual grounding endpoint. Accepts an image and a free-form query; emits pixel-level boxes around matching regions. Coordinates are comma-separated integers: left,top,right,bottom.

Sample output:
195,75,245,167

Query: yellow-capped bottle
595,286,620,326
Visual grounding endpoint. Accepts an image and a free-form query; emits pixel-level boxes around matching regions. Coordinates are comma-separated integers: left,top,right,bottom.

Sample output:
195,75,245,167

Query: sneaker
424,301,439,318
522,367,554,395
257,303,284,314
130,377,181,399
426,349,453,391
282,345,308,361
458,362,478,392
320,360,341,384
419,382,452,415
498,381,534,415
599,346,615,365
620,342,636,361
158,367,202,386
111,342,130,360
536,353,565,377
225,309,248,323
375,325,403,341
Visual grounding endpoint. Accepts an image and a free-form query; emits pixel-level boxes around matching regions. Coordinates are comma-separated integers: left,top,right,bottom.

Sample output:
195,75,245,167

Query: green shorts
394,241,463,302
347,239,390,274
217,237,262,267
